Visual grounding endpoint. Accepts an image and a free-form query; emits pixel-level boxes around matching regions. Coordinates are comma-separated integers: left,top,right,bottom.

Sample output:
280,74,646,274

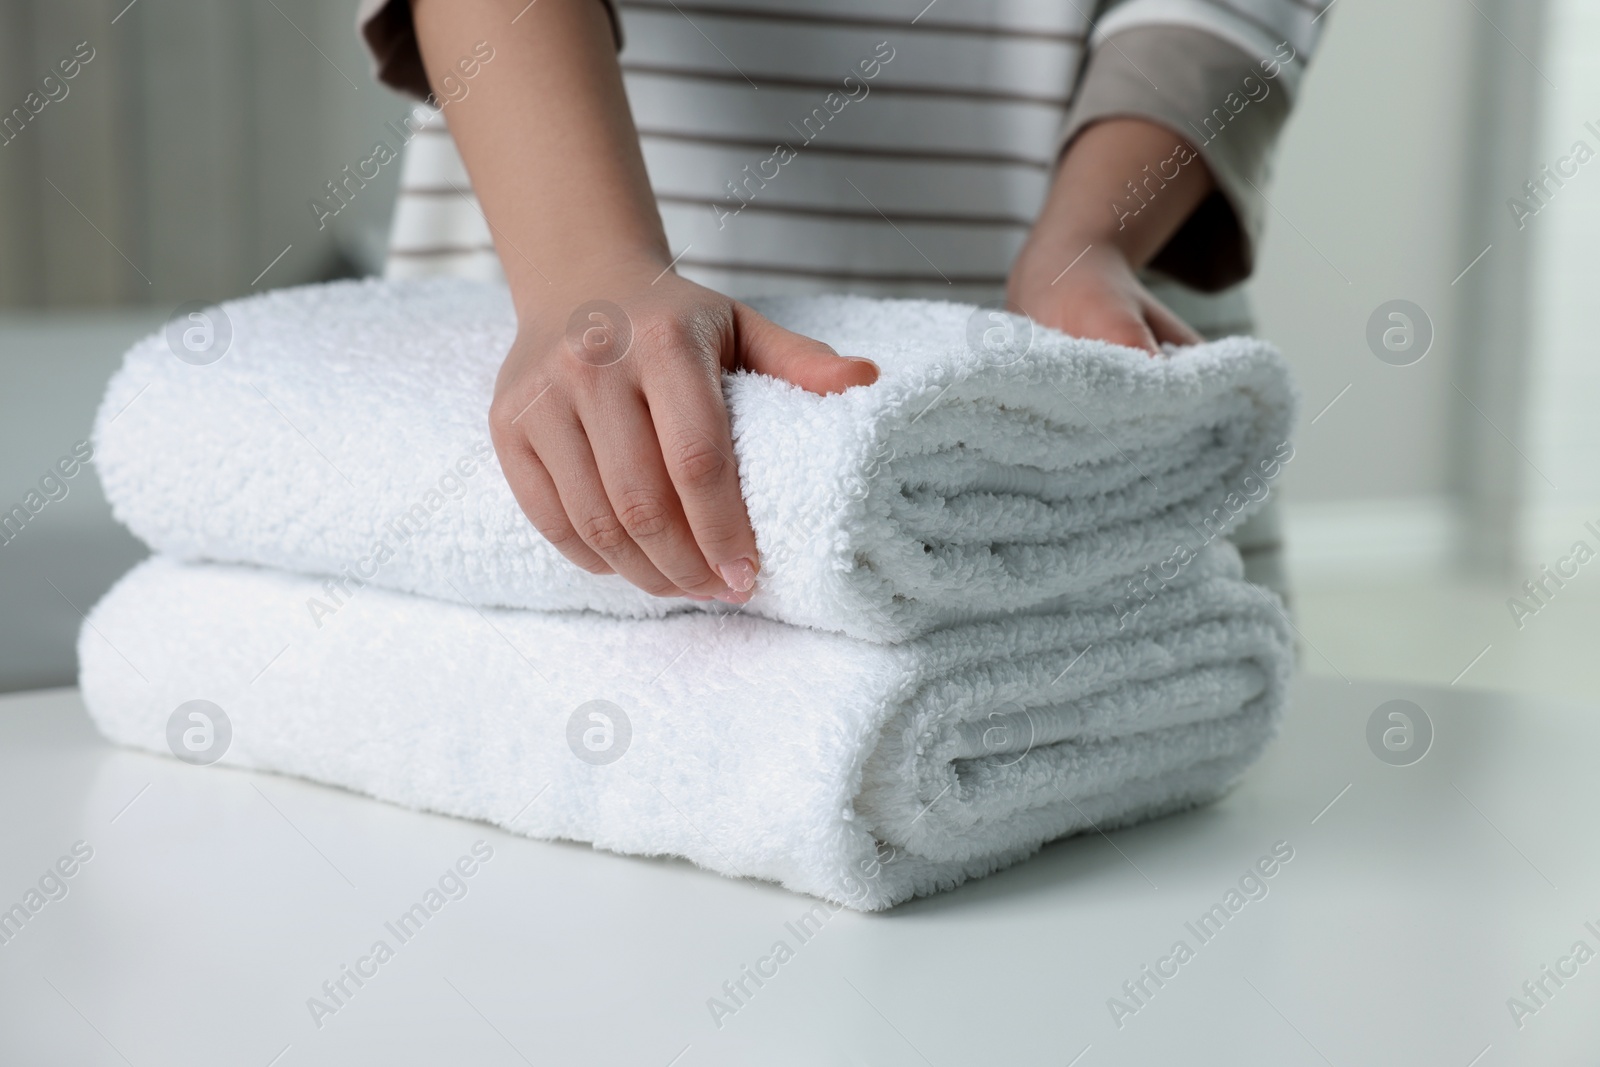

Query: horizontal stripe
1192,0,1299,47
655,193,1032,228
657,201,1023,274
392,147,472,187
621,62,1071,108
1197,320,1256,337
638,127,1052,170
617,0,1088,44
628,81,1066,155
620,8,1082,100
641,138,1050,216
387,243,497,258
675,255,1003,286
397,187,1040,230
386,198,492,243
394,206,1029,242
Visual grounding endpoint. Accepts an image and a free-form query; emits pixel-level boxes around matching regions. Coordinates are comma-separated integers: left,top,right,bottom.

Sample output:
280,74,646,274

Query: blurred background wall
0,0,405,306
0,0,412,690
3,0,1593,704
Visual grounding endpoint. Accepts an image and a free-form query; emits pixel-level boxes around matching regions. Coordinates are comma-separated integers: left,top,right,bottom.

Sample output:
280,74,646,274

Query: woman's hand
1008,241,1200,352
1007,118,1215,352
491,262,877,603
413,0,874,601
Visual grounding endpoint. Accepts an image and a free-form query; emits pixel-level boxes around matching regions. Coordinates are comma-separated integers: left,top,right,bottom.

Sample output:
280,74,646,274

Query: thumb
732,303,879,395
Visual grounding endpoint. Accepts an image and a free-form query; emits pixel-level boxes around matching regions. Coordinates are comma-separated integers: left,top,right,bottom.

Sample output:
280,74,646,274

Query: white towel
79,547,1293,910
94,279,1294,642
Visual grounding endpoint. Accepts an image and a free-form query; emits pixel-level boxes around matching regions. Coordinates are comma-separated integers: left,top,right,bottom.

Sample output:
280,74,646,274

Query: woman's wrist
1008,223,1138,320
1006,120,1211,351
509,242,674,325
1026,118,1216,275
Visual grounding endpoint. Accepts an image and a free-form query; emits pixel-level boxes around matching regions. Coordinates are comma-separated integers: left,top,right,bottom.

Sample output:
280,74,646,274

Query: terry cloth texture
94,279,1295,643
80,547,1293,911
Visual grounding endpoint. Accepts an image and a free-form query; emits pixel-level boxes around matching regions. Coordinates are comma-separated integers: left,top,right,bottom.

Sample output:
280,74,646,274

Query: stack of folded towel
80,279,1296,910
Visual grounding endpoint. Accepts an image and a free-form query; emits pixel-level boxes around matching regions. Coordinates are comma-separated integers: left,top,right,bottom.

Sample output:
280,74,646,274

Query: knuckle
527,512,607,574
670,436,729,489
488,392,528,435
577,510,629,553
540,521,590,557
633,316,691,350
636,317,725,379
672,571,722,595
487,411,517,447
489,393,554,442
635,316,701,356
688,516,747,552
615,491,673,541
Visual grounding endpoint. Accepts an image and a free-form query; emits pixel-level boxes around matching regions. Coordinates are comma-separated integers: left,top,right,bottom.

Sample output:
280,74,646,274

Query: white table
1,677,1595,1065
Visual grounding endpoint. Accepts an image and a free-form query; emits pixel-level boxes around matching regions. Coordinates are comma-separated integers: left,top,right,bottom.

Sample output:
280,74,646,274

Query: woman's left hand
1007,239,1200,353
1005,117,1214,353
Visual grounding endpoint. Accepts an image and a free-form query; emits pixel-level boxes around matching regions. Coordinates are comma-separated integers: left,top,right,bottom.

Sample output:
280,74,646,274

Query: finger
1083,305,1160,353
1143,296,1203,347
491,423,615,576
732,303,878,395
530,409,687,597
644,365,762,600
583,391,730,598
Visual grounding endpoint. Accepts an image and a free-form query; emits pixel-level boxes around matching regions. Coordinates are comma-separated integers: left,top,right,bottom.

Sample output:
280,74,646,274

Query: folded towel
79,546,1293,910
94,279,1294,642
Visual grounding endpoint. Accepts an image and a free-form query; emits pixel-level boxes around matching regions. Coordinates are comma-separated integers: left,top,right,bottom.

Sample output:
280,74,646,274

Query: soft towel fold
79,546,1293,910
94,279,1295,642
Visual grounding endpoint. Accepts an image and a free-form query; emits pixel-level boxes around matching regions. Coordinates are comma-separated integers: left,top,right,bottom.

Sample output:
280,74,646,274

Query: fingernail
717,558,758,593
714,590,746,605
847,357,880,376
685,594,714,601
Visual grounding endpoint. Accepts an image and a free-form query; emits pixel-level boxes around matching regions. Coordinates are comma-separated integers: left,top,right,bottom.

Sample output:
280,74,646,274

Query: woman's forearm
1007,118,1215,350
408,0,874,604
411,0,669,312
1020,118,1216,273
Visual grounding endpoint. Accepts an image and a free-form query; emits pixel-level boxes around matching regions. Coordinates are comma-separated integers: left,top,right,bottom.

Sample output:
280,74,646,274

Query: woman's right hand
490,260,879,603
410,0,875,600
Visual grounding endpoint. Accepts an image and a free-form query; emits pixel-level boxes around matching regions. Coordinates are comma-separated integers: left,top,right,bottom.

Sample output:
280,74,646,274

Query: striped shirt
358,0,1326,328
